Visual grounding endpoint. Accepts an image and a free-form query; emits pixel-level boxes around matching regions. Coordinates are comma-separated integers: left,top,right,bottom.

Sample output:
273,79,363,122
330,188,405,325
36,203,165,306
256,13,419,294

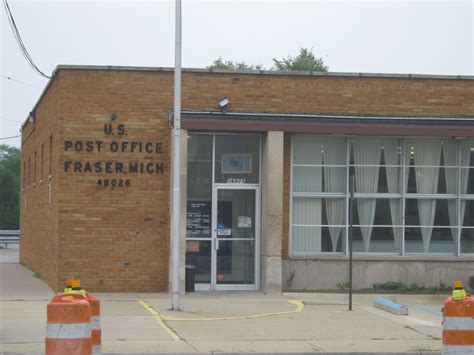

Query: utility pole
171,0,182,311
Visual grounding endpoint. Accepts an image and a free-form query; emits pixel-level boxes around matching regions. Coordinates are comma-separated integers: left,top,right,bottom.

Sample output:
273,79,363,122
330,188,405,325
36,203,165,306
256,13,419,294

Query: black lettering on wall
117,124,125,136
104,124,113,135
110,141,119,152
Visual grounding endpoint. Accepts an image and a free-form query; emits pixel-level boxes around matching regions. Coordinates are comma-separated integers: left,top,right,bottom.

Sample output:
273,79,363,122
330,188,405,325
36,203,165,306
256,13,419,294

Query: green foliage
0,144,20,229
373,281,452,294
337,282,349,291
208,57,263,71
208,47,329,72
272,48,329,72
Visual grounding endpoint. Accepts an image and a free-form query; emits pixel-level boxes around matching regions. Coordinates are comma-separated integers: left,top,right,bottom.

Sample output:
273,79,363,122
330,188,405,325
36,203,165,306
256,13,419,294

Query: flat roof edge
182,110,474,125
55,64,474,80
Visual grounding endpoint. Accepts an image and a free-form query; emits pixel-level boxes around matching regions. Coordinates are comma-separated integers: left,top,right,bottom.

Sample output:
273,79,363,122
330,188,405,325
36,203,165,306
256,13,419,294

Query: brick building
20,65,474,292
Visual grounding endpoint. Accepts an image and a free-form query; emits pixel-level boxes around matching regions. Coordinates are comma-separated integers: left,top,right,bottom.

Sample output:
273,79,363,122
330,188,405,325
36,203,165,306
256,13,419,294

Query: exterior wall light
218,97,230,112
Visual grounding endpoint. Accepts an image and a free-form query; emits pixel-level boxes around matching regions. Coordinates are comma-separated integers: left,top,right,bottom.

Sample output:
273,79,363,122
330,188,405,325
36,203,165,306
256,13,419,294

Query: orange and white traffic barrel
64,280,102,355
46,293,92,355
442,295,474,354
88,294,102,355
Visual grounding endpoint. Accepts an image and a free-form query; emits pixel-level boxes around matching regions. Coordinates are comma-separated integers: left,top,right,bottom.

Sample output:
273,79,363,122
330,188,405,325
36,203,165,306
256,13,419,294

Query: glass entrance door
213,187,259,290
185,133,261,291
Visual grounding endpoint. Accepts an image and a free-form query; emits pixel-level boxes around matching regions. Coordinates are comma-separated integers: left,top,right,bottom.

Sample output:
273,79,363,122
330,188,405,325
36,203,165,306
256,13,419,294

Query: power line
2,0,50,79
1,74,40,89
0,134,21,140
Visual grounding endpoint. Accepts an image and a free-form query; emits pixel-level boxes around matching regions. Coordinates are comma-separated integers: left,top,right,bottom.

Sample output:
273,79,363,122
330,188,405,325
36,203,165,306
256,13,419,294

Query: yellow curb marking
139,300,181,340
161,299,304,321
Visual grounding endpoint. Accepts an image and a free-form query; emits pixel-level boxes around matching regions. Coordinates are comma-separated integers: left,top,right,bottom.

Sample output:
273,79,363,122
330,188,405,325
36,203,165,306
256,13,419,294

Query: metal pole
171,0,182,311
348,174,354,311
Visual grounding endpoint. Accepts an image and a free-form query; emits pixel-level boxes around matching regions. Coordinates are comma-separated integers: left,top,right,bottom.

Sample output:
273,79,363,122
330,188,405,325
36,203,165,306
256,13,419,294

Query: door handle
215,239,219,250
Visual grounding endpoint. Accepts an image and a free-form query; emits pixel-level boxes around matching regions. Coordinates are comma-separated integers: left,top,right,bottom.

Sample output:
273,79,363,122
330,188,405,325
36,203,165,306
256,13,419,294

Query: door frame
211,184,261,291
188,133,262,292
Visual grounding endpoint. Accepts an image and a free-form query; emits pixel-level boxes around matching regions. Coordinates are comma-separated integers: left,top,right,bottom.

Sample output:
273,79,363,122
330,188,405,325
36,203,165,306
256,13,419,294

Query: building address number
97,179,131,189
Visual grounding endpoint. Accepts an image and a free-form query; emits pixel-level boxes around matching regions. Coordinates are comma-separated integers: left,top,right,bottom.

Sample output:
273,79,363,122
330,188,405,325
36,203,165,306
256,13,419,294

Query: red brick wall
180,72,474,117
56,70,172,292
20,68,474,291
20,78,61,289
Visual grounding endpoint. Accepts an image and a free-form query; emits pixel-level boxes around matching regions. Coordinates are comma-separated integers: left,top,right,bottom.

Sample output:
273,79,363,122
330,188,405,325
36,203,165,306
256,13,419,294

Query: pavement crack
181,338,199,352
404,325,440,340
305,340,324,351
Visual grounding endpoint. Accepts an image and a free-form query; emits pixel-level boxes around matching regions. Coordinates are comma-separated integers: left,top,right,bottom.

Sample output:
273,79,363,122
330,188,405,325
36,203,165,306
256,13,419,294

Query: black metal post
349,175,355,311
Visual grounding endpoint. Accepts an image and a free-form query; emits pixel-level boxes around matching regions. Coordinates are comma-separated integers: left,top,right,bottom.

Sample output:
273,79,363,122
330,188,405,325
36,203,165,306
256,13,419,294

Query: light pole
171,0,182,311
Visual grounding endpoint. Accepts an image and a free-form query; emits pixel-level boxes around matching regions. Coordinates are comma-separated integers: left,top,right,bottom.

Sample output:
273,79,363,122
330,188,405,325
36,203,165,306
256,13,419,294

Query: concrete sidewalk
0,251,444,354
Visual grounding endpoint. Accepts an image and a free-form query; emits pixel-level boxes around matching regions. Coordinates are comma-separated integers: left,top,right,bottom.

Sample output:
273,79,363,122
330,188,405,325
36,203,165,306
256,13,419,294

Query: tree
208,48,329,73
208,57,263,71
0,144,20,229
273,48,328,72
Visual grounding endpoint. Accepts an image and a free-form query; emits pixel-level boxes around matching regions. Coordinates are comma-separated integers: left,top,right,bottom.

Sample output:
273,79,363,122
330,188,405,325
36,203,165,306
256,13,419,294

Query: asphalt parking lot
0,245,444,354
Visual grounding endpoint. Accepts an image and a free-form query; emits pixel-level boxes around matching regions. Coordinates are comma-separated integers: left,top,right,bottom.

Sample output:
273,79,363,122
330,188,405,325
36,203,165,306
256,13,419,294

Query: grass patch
372,281,452,294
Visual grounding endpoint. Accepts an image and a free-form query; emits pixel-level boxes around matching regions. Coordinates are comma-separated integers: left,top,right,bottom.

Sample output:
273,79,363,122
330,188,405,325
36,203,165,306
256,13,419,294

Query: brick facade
20,67,474,292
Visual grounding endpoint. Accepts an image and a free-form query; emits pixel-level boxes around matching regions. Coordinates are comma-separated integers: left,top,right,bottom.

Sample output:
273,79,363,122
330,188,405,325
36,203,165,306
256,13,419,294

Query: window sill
288,254,474,262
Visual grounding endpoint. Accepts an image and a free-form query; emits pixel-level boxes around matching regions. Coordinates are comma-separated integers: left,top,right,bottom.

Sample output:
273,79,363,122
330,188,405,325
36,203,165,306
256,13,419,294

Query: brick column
261,131,284,294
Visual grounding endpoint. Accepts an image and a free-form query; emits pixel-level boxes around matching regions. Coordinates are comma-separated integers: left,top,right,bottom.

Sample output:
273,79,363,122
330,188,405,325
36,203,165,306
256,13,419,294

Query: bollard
46,293,92,355
442,294,474,354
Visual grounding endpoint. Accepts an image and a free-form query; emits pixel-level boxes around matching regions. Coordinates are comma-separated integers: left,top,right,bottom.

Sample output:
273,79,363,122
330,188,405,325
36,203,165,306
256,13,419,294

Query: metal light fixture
28,111,35,123
218,97,230,112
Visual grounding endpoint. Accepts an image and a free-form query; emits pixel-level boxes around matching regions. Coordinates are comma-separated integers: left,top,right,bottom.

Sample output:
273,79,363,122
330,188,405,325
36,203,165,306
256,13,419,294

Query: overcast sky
1,0,473,148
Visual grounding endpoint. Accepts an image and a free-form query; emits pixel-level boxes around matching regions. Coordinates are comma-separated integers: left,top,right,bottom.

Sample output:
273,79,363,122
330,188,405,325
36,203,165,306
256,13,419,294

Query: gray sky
1,0,473,148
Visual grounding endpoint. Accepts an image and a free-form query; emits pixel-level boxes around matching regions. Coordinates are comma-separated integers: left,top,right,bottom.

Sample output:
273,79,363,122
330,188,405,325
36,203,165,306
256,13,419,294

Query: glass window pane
406,139,442,166
216,240,254,284
354,199,401,226
187,134,212,199
405,199,454,226
352,227,401,253
217,189,255,239
406,166,450,194
292,198,323,225
461,228,474,254
293,135,323,164
292,226,344,253
405,227,456,254
293,166,322,193
462,168,474,194
466,139,474,167
215,135,260,184
323,166,346,193
185,240,211,284
376,165,402,194
441,167,458,194
187,135,212,239
462,200,474,227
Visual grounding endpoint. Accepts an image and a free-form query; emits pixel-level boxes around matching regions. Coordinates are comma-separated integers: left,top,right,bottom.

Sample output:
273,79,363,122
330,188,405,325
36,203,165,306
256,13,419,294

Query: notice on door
238,216,252,228
186,201,211,238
